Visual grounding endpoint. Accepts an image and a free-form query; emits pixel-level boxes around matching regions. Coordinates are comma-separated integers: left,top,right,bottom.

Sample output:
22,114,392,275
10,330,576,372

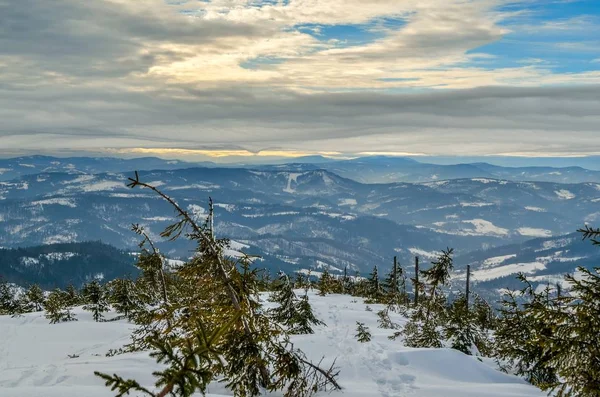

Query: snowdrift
0,292,543,397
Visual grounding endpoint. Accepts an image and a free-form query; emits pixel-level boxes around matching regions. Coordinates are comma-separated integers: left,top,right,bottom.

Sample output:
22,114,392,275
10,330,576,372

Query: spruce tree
401,248,453,348
269,272,324,335
443,294,485,355
269,273,298,325
318,268,333,296
383,258,407,308
341,266,353,294
292,293,325,335
376,308,398,330
0,281,16,315
528,225,600,396
45,289,77,324
64,284,81,307
109,278,139,319
367,265,382,301
96,175,341,397
355,322,371,343
494,278,557,388
26,284,45,312
83,280,110,322
472,294,496,332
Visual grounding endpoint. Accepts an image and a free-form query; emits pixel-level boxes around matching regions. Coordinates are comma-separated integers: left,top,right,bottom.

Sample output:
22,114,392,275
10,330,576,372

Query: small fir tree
318,268,333,296
26,284,45,312
494,277,557,388
292,293,325,335
0,281,17,315
443,294,487,356
83,281,110,322
376,308,398,330
269,273,298,325
383,259,407,308
269,273,324,334
401,248,453,348
110,278,140,319
367,265,382,301
355,322,371,343
45,289,77,324
64,284,81,307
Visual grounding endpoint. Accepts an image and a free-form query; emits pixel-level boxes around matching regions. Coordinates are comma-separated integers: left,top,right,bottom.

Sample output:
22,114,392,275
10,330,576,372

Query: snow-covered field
0,292,543,397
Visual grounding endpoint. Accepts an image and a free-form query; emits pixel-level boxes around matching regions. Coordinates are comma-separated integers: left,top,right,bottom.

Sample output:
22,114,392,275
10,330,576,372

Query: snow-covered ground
0,292,543,397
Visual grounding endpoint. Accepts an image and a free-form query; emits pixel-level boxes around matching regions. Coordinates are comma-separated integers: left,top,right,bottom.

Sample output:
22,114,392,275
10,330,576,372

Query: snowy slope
0,293,543,397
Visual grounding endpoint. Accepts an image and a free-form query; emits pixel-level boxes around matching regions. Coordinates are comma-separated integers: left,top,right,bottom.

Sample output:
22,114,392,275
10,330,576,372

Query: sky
0,0,599,162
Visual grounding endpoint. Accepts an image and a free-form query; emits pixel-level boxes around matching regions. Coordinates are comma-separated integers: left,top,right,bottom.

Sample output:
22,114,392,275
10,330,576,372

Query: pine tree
355,322,371,343
526,225,600,396
26,284,45,312
44,289,77,324
293,272,308,290
402,307,443,348
83,281,110,322
472,294,496,332
132,224,170,306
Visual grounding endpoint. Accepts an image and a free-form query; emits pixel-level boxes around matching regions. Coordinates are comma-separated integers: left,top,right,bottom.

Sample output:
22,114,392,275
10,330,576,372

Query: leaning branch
127,172,270,385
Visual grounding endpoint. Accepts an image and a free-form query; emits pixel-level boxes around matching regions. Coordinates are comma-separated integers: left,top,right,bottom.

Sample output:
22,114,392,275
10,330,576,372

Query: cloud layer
0,0,598,157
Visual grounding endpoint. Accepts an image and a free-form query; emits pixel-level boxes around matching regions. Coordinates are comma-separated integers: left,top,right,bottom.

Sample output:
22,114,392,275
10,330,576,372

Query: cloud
0,0,599,157
1,82,599,156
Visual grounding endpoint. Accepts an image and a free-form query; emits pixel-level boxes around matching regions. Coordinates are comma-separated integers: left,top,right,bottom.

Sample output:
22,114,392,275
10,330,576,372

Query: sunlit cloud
107,148,343,158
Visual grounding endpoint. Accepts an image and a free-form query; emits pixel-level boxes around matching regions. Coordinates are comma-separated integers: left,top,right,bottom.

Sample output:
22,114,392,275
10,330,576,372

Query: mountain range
0,155,598,293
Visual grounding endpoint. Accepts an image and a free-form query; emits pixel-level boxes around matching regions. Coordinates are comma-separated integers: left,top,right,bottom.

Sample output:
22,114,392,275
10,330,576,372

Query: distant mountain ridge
0,166,598,278
2,155,600,184
0,241,137,288
260,157,600,184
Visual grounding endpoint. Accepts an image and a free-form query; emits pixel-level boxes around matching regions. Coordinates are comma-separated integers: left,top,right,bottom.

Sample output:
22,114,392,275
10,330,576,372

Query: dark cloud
1,81,599,155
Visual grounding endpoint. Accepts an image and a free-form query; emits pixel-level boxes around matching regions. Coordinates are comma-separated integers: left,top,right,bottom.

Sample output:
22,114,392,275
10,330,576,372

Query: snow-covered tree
443,294,486,356
292,293,325,334
25,284,45,312
0,281,17,315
